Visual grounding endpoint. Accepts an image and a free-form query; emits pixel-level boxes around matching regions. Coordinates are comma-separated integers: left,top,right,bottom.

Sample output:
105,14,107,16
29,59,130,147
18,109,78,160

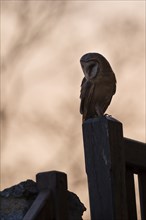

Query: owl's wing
101,82,116,114
101,95,113,114
80,77,94,117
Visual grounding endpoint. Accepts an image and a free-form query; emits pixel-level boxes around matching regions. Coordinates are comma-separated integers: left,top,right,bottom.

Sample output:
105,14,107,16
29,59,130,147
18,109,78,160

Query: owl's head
80,52,112,80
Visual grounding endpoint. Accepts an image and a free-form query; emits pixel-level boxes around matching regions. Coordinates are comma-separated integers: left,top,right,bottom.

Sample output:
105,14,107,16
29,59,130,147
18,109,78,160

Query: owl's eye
90,64,95,69
88,63,99,78
87,64,94,73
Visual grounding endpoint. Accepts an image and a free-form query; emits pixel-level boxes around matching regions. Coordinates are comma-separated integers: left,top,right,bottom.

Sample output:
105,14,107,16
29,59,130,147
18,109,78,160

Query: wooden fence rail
124,138,146,220
82,116,146,220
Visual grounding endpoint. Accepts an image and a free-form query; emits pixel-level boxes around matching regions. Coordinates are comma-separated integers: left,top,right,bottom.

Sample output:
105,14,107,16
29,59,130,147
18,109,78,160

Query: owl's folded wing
80,77,94,117
100,82,116,114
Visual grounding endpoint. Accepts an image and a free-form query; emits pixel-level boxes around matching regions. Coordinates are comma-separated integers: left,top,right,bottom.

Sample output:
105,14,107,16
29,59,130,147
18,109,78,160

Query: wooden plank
82,116,128,220
124,138,146,173
36,171,68,220
23,190,53,220
126,170,137,220
138,172,146,220
35,197,54,220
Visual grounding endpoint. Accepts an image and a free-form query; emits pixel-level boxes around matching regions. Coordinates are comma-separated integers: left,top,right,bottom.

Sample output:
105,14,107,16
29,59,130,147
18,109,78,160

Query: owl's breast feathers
80,73,116,120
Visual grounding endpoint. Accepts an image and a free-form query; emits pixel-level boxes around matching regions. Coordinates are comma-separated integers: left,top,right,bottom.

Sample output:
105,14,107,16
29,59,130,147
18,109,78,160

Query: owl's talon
104,114,112,117
104,114,112,119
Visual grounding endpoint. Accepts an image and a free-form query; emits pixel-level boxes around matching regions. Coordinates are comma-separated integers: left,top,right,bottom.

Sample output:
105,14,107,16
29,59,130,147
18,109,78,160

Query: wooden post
138,173,146,220
23,190,53,220
36,171,68,220
82,116,128,220
125,170,137,220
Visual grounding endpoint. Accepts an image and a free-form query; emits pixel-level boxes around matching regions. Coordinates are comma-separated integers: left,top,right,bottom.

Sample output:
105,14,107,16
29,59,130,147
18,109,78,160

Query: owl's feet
104,113,112,117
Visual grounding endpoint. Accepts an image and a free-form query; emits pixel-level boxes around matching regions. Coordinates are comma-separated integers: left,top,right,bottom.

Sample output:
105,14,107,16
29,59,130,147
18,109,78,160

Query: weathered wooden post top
82,116,128,220
82,115,146,220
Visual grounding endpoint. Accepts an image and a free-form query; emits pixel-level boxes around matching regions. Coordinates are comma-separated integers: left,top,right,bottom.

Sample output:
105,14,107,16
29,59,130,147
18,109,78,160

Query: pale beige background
1,1,145,219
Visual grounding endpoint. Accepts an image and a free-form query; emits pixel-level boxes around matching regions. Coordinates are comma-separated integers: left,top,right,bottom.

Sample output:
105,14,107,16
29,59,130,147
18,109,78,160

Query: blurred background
1,1,145,219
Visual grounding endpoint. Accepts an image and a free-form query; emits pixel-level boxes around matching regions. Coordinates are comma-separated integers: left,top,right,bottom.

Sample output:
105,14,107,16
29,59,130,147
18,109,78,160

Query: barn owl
80,52,116,121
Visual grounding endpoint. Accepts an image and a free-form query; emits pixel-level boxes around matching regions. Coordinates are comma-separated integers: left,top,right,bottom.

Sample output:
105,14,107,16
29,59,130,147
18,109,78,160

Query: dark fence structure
82,116,146,220
23,171,68,220
23,116,146,220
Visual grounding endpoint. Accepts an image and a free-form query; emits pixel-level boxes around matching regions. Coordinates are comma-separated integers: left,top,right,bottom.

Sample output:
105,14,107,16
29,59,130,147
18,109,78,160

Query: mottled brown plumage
80,53,116,120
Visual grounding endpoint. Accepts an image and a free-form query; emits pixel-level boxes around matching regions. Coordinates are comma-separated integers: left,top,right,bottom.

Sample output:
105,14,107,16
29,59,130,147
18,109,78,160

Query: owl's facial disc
81,61,99,80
